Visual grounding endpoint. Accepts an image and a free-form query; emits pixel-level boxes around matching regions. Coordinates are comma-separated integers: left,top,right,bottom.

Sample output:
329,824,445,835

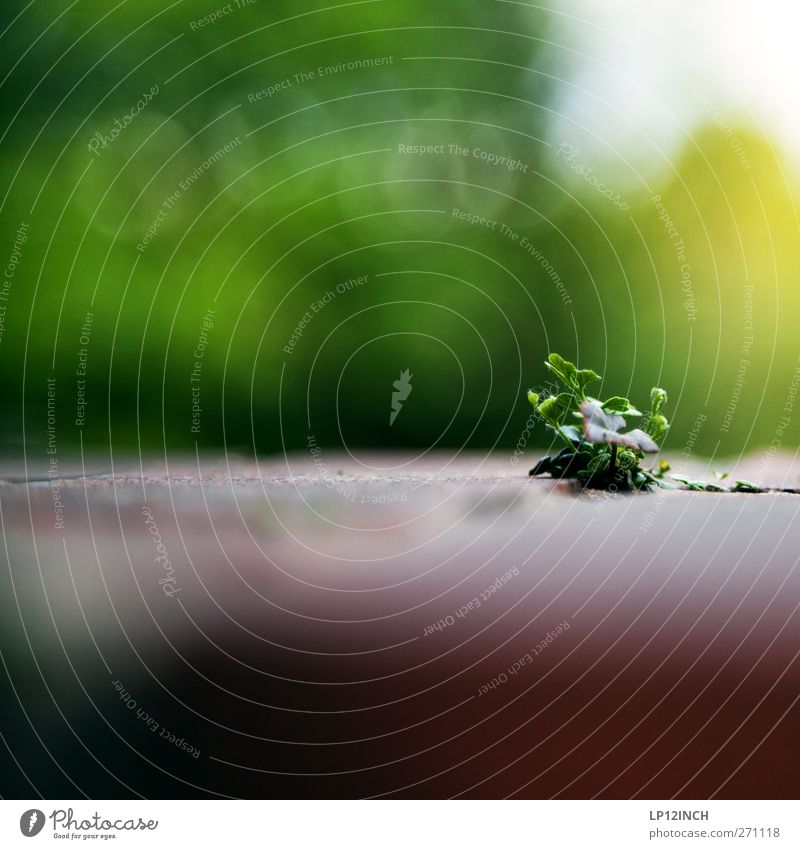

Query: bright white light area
541,0,800,183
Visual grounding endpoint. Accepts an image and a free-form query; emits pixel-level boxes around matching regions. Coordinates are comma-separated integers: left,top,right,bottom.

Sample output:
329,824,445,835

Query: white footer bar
2,800,795,848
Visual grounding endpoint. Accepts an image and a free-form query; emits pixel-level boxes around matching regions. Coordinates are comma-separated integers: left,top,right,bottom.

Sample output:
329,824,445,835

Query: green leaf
587,451,611,473
731,479,764,493
575,368,601,392
537,393,574,424
527,390,540,407
602,396,641,415
544,354,600,400
531,448,592,479
560,425,583,443
545,353,577,387
671,475,723,492
529,456,554,477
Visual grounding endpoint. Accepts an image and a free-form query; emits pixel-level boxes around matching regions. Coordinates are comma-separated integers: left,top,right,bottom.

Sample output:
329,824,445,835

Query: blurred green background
2,0,798,460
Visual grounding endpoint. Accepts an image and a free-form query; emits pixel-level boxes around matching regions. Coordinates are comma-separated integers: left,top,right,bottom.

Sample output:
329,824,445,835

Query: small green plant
730,479,765,493
525,353,800,494
671,474,725,492
527,353,669,491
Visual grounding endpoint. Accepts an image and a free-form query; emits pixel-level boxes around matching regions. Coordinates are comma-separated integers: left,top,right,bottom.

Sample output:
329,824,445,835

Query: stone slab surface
1,452,799,798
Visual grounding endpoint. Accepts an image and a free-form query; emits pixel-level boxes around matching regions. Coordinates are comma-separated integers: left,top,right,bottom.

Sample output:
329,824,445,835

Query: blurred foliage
1,0,798,460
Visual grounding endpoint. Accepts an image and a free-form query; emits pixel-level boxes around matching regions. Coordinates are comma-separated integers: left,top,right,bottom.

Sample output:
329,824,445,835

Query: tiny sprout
671,474,724,492
731,479,764,493
645,388,669,441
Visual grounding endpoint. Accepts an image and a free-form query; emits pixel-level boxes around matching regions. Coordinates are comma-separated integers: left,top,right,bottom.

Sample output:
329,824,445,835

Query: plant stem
609,443,617,475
